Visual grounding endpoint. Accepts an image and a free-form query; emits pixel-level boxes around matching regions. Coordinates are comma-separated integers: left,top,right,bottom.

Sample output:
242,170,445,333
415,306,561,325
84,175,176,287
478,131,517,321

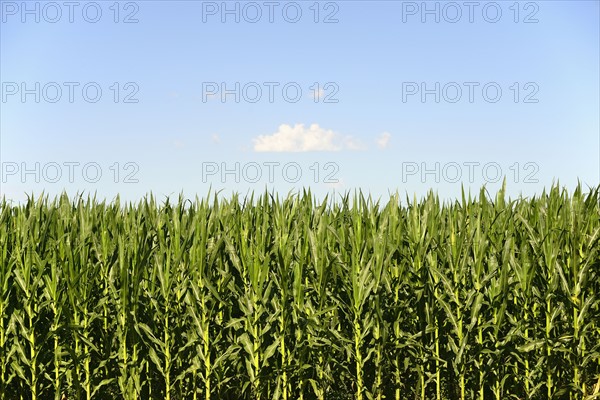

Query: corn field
1,184,599,400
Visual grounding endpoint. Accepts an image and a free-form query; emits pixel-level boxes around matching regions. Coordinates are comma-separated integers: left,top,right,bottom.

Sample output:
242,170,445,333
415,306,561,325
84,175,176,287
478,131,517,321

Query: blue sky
1,0,599,203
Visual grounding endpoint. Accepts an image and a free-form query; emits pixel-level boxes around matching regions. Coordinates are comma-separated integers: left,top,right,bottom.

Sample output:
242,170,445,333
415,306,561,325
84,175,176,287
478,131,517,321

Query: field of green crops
0,184,599,400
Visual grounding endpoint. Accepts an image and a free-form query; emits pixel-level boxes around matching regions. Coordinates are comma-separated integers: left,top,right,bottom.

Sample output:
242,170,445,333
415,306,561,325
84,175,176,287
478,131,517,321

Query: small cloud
376,132,391,149
173,139,185,149
253,123,364,152
211,133,220,144
310,88,326,101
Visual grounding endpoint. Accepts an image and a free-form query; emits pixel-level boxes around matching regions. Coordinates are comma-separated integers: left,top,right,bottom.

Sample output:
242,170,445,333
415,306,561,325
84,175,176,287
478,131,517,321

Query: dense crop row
0,184,599,399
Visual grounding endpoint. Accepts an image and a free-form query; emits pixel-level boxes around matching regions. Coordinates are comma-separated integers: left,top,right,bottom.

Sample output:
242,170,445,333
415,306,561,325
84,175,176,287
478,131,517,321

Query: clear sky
1,0,599,203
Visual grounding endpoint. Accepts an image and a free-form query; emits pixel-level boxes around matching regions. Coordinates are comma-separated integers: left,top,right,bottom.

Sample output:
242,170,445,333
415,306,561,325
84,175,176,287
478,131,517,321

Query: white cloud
253,123,364,152
376,132,391,149
310,88,326,101
211,133,220,144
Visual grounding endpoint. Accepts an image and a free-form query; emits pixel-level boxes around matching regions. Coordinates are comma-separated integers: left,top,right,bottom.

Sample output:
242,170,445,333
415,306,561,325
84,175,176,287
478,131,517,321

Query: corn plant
1,184,599,399
0,199,15,399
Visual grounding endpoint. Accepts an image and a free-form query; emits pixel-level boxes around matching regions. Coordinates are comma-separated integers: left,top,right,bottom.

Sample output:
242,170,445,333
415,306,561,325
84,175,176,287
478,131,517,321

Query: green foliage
0,183,599,399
